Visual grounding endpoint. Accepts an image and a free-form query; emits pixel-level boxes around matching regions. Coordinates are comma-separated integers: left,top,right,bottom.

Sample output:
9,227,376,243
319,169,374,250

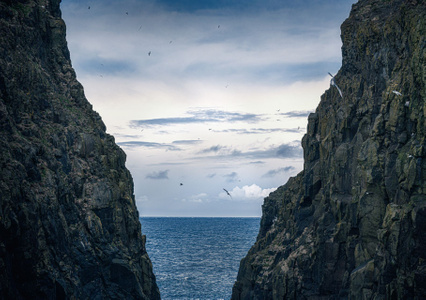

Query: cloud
182,193,209,203
275,144,302,158
224,172,239,182
220,184,277,201
146,170,169,180
136,195,149,204
172,139,203,145
262,166,296,178
249,161,266,164
232,143,303,159
280,110,314,118
117,141,181,151
129,109,263,128
217,128,301,134
199,145,224,154
111,133,142,139
194,143,302,160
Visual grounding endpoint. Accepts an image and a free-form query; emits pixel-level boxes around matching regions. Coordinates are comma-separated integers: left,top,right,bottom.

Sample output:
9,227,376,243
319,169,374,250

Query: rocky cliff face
233,0,425,299
0,0,160,299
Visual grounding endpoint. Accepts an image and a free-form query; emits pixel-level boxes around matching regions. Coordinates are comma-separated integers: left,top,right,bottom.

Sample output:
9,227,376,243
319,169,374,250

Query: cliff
0,0,160,299
232,0,425,299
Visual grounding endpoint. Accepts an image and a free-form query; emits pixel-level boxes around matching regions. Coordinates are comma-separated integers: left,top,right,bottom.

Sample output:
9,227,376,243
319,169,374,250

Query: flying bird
328,72,343,98
88,6,90,9
392,90,403,96
180,183,183,186
223,188,232,199
148,51,151,56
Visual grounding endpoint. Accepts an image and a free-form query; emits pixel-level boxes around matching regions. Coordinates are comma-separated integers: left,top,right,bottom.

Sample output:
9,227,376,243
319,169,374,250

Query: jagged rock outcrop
0,0,160,299
233,0,425,299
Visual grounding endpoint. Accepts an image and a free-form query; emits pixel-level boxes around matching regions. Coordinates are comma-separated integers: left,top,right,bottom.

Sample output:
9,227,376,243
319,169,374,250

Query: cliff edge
232,0,425,299
0,0,160,298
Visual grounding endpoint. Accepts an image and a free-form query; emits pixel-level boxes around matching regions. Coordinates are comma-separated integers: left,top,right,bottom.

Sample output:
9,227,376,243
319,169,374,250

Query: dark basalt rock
232,0,425,299
0,0,160,299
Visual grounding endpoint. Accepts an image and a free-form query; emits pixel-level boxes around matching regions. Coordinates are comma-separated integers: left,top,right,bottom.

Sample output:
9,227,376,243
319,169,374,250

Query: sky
60,0,356,217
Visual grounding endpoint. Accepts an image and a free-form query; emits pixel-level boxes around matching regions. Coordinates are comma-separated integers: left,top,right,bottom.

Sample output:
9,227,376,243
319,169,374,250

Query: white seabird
328,72,343,98
392,90,403,96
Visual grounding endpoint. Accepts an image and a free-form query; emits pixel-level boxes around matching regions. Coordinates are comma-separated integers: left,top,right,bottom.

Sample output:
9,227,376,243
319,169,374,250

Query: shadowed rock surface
0,0,160,299
232,0,425,299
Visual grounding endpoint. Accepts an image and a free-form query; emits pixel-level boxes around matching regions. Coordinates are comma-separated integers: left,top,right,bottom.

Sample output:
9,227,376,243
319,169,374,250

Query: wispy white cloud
182,193,209,203
224,172,239,183
279,110,314,118
262,166,296,178
117,141,181,151
146,170,170,180
129,109,263,128
172,140,203,145
198,145,224,154
216,127,302,134
196,143,303,160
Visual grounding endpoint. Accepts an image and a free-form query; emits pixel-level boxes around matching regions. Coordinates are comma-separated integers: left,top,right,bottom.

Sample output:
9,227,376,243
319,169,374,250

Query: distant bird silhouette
328,72,343,98
126,12,129,15
180,183,183,186
148,51,151,56
218,25,220,28
88,6,90,9
223,188,232,199
392,90,403,96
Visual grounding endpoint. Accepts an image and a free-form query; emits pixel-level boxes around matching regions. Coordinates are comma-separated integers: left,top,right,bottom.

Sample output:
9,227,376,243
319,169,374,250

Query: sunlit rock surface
0,0,160,298
232,0,425,299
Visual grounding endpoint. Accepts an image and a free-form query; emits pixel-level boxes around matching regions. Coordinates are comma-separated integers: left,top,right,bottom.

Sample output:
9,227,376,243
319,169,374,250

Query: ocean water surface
140,217,260,300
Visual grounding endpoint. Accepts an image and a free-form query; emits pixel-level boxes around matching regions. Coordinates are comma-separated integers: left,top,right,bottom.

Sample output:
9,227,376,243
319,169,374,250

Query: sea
140,217,260,300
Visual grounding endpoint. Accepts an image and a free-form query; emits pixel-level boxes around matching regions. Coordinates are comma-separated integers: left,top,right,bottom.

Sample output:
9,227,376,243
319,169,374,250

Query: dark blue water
140,217,260,300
